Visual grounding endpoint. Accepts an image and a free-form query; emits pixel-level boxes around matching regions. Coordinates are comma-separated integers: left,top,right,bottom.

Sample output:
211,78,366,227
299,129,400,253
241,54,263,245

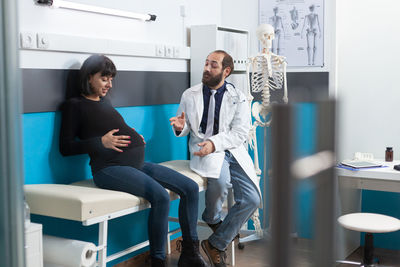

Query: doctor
170,50,261,267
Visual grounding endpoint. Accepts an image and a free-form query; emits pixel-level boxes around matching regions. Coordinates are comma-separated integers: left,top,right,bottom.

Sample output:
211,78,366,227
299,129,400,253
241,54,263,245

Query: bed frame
24,160,237,266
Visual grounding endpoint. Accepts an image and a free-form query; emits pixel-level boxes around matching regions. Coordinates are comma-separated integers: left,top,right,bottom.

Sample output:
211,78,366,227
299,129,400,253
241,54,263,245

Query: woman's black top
59,96,145,174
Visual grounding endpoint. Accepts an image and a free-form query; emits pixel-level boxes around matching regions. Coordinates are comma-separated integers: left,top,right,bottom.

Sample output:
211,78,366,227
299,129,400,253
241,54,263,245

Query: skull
256,24,275,50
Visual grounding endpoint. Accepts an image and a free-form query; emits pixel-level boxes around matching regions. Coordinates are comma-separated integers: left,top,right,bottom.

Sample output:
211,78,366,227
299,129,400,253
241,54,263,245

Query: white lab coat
174,83,261,196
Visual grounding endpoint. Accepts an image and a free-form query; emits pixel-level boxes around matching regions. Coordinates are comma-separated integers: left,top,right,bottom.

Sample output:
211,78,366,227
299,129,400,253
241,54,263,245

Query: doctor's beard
202,70,223,88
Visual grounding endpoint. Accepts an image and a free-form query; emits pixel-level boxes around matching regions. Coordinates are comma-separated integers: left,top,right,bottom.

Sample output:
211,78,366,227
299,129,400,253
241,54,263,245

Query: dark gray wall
22,69,328,113
253,72,329,104
22,69,190,113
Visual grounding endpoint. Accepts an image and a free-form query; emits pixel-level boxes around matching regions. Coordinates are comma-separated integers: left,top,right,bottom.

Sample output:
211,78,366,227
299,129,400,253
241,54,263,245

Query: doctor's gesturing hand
169,112,185,131
194,140,215,157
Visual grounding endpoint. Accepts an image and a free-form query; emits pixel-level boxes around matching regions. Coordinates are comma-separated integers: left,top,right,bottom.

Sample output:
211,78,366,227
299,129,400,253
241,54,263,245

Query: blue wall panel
23,104,186,266
361,190,400,250
23,112,91,184
291,103,400,249
23,100,400,265
23,104,188,184
294,103,317,239
248,103,317,239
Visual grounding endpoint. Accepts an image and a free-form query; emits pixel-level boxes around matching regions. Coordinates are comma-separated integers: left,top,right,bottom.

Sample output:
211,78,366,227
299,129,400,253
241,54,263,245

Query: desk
337,160,400,193
336,160,400,259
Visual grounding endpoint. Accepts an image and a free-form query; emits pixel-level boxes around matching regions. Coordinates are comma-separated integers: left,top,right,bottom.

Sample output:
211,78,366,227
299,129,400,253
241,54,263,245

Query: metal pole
313,100,336,267
0,0,25,266
263,126,268,229
270,104,293,267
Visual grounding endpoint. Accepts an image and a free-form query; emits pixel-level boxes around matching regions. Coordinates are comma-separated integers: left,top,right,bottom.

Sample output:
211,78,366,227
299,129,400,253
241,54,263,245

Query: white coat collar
189,82,237,95
188,82,243,134
189,82,239,98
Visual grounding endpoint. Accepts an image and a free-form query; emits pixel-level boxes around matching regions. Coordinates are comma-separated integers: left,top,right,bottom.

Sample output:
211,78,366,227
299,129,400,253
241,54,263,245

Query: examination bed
24,160,207,267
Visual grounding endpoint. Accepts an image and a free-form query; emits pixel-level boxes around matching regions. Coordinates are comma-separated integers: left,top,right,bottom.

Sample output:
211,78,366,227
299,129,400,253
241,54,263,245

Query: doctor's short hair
213,50,234,77
79,54,117,96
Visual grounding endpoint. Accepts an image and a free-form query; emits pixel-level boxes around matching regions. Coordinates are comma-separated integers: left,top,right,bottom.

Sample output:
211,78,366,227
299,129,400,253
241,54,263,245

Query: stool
337,213,400,266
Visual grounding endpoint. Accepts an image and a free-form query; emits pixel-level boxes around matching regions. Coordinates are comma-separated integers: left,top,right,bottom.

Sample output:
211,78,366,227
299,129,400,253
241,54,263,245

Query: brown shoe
201,240,226,267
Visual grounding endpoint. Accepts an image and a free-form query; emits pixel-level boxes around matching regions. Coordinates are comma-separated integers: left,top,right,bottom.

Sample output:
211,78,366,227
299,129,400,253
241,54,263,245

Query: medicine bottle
385,147,393,162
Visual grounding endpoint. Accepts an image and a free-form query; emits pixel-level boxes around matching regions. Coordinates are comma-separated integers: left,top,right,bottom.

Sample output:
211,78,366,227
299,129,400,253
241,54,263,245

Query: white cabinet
190,25,249,87
25,223,43,267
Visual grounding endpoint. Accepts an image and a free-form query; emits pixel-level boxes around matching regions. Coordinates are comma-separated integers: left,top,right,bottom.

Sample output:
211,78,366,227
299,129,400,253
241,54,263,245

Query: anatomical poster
259,0,324,67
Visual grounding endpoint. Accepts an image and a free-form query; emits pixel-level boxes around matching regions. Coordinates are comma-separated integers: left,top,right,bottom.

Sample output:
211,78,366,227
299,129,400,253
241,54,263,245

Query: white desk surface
336,160,400,193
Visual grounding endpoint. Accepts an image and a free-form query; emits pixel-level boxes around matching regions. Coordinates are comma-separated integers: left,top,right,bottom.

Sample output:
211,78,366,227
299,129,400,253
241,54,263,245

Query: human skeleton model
301,4,321,65
290,6,299,30
269,7,285,55
245,23,288,236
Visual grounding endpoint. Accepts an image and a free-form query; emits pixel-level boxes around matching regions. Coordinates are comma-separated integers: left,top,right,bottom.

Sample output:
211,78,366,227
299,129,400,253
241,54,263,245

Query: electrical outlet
20,32,36,49
155,45,164,57
37,33,49,49
180,5,187,17
165,45,173,58
173,46,180,58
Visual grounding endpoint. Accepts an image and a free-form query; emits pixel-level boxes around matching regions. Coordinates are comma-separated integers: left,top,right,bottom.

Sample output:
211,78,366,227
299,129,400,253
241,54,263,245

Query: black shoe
201,240,226,267
207,221,222,233
208,220,240,241
177,239,210,267
151,256,166,267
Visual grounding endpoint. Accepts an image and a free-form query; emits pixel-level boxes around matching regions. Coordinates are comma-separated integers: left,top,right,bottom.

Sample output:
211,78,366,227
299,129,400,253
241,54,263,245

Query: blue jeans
93,162,200,260
202,151,260,251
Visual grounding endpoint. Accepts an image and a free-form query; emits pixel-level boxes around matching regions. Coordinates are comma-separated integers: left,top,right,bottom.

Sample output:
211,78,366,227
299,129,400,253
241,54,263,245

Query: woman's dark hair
79,54,117,96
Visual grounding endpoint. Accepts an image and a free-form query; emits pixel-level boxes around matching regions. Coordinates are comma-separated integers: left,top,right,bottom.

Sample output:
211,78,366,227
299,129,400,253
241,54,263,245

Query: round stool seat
338,213,400,233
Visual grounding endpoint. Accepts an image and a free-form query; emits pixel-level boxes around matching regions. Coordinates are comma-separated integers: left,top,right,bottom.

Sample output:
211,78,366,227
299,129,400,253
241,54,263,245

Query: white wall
18,0,222,71
221,0,259,56
222,0,335,75
19,0,334,72
19,0,222,45
336,0,400,160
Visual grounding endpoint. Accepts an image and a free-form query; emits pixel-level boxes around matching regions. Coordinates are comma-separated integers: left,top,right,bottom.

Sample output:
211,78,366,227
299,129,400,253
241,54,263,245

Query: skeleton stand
237,23,288,247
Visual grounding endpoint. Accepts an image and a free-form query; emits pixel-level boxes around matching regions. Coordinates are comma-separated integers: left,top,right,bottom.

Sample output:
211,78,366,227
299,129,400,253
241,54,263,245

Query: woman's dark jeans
93,162,199,260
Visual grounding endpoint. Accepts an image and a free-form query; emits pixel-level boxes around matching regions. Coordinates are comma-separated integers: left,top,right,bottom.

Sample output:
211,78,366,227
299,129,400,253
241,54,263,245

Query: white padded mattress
24,160,206,221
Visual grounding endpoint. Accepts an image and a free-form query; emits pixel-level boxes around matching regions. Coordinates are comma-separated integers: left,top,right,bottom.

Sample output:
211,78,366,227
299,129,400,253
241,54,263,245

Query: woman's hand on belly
132,128,146,145
101,129,131,152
